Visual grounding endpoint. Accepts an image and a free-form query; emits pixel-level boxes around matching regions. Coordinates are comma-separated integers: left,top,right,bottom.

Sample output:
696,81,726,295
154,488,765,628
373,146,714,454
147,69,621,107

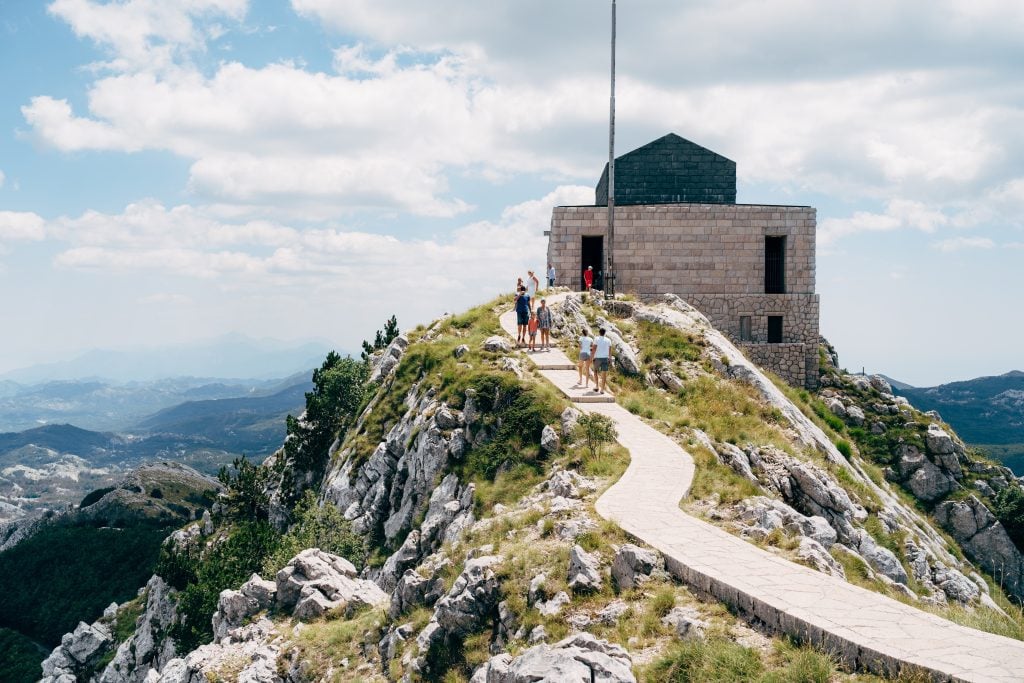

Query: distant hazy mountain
0,374,309,522
0,373,310,433
890,371,1024,473
0,333,337,384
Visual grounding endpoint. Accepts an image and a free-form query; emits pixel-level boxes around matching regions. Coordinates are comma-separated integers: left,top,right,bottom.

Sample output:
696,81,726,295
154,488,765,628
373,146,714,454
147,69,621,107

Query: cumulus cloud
0,212,46,241
931,236,996,252
49,186,592,298
47,0,247,72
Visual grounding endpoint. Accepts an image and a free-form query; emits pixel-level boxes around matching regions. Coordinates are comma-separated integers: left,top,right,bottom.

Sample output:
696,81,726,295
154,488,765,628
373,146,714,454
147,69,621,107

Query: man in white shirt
592,327,613,394
547,263,556,288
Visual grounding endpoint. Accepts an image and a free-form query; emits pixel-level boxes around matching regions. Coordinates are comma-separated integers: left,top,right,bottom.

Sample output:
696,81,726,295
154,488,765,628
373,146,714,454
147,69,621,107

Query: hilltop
30,293,1024,683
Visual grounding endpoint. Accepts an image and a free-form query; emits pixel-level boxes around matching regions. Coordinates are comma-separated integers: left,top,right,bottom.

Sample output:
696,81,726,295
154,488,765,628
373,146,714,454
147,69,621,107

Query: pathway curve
499,295,1024,682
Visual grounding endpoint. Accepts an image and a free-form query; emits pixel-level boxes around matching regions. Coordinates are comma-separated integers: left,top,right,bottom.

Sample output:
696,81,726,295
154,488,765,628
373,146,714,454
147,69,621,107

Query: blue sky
1,0,1022,386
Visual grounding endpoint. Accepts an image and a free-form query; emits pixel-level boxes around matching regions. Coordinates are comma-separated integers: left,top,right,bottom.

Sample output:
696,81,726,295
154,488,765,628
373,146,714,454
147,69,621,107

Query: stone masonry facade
548,202,820,388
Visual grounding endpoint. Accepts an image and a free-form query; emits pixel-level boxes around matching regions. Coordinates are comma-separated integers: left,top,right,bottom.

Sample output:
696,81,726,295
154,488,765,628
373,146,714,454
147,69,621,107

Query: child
527,311,539,351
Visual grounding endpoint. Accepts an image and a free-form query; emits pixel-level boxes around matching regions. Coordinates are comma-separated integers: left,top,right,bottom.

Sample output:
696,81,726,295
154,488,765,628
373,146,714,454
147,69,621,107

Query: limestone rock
433,555,502,638
453,344,470,359
369,334,409,383
567,544,603,592
97,575,178,683
483,336,512,353
611,543,660,590
561,407,582,439
856,530,908,584
537,591,570,617
846,405,866,426
473,632,635,683
276,548,388,621
528,573,548,606
796,537,846,579
597,599,630,625
825,398,846,418
541,425,561,453
661,606,708,640
935,496,1024,600
501,356,524,378
435,404,462,430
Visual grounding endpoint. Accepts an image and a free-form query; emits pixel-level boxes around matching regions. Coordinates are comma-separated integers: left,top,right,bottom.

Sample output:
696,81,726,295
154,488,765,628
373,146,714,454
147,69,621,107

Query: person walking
514,286,530,346
537,298,552,349
577,330,594,388
592,327,613,394
547,263,556,288
583,265,594,292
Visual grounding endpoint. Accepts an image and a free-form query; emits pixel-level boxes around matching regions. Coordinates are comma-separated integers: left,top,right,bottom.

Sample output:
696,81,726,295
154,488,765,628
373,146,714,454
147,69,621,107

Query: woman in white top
526,270,539,309
577,332,594,387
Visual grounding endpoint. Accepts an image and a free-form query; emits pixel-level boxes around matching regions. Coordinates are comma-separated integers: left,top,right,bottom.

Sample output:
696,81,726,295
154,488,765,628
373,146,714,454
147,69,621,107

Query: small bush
574,413,618,458
835,439,852,459
646,637,764,682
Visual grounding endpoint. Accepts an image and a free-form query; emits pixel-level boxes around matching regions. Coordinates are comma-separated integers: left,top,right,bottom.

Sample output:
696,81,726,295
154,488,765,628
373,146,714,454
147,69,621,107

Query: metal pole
606,0,616,298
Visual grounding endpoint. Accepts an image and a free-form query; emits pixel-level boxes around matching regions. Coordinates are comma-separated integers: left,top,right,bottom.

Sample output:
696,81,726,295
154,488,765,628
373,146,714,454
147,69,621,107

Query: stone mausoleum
547,133,820,388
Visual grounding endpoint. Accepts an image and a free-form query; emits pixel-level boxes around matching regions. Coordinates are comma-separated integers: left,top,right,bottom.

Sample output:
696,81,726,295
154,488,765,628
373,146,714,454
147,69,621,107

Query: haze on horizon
1,1,1022,387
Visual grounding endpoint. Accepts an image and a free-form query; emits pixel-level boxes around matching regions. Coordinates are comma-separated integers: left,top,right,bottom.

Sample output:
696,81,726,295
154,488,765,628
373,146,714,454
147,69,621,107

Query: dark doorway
581,236,603,290
765,236,786,294
767,316,783,343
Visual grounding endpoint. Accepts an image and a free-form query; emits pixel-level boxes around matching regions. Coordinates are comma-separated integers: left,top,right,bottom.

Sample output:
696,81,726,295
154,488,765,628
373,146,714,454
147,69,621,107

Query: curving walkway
499,295,1024,682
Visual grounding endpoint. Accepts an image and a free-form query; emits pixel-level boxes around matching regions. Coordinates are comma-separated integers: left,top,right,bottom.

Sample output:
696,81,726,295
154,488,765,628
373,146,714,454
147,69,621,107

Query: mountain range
888,370,1024,472
0,334,336,385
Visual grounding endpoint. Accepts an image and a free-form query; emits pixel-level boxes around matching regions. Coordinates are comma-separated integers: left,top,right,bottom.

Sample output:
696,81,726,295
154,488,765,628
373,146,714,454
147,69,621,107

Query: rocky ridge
46,292,1024,682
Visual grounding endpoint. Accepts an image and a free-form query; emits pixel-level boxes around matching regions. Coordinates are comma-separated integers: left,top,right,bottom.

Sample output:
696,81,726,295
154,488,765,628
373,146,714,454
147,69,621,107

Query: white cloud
49,187,593,297
0,212,46,241
931,236,995,252
0,169,5,188
47,0,247,72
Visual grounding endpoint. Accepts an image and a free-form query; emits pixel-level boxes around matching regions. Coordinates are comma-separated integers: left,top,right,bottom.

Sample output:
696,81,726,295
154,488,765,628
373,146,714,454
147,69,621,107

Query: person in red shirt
583,265,594,292
527,312,539,351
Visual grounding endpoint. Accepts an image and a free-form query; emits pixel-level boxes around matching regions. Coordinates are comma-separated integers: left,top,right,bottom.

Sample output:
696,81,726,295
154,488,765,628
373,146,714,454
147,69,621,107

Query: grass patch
112,595,145,644
289,606,387,682
643,635,842,683
688,445,761,506
636,320,704,363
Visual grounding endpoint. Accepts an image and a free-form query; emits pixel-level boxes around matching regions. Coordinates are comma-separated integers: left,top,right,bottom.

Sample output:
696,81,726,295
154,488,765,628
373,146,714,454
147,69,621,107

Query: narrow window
739,316,752,342
765,236,786,293
767,316,783,343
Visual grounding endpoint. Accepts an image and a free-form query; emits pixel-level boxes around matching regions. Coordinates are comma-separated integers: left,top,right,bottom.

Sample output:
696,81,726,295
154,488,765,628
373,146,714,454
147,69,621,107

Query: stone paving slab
501,293,1024,682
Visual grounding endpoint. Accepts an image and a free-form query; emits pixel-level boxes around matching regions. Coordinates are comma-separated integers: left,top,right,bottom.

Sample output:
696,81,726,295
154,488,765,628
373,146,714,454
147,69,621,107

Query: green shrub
159,521,281,653
994,485,1024,551
573,413,618,459
261,490,365,576
835,439,852,459
0,627,43,683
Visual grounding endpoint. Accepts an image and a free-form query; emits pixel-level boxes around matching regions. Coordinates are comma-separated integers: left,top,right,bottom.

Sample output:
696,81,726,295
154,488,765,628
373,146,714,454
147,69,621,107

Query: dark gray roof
596,133,737,206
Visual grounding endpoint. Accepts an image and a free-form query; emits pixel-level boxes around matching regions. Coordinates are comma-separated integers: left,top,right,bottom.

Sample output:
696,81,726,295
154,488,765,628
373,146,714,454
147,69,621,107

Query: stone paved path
499,295,1024,682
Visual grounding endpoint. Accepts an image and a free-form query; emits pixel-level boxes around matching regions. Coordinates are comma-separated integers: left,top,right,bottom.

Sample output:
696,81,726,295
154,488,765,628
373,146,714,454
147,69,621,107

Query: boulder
473,632,635,683
869,375,893,394
611,543,660,590
567,544,603,592
825,398,846,418
846,405,866,426
453,344,470,359
935,496,1024,600
597,599,630,625
501,357,524,378
541,425,561,453
561,407,582,439
432,555,502,638
435,404,462,430
276,548,388,620
661,606,708,640
796,538,846,578
482,336,512,353
537,591,571,617
856,531,908,584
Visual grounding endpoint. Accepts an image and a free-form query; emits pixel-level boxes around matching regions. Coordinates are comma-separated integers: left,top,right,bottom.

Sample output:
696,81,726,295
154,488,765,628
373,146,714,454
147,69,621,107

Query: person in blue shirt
514,286,531,346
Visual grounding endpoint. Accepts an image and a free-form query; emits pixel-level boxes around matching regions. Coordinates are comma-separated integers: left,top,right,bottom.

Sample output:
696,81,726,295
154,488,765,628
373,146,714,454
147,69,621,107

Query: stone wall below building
739,342,817,389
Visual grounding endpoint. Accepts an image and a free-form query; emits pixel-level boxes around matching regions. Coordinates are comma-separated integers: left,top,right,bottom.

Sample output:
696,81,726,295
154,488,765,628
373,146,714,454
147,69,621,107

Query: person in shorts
536,298,552,349
592,327,613,394
515,286,530,346
577,331,594,387
527,311,539,351
547,263,556,288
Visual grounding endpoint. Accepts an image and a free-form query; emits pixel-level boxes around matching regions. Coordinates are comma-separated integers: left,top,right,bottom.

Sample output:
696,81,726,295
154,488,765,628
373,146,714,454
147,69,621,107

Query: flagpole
606,0,616,298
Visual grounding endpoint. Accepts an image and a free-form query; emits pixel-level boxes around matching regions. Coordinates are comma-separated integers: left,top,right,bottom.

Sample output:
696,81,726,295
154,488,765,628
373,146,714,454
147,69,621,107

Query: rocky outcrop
471,633,635,683
99,576,179,683
212,573,277,641
935,496,1024,600
321,385,475,591
154,618,289,683
40,621,114,683
369,334,409,384
611,543,662,590
276,548,388,620
567,544,603,592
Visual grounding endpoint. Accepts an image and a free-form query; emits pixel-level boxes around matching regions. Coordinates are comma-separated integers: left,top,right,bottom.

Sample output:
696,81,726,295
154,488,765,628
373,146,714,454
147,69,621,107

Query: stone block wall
547,202,819,388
